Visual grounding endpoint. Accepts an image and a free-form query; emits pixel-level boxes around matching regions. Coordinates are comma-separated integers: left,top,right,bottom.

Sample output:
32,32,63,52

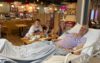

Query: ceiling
0,0,77,5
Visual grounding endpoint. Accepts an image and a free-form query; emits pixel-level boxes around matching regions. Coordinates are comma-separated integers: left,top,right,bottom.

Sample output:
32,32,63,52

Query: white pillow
67,23,82,33
58,23,82,39
81,29,100,56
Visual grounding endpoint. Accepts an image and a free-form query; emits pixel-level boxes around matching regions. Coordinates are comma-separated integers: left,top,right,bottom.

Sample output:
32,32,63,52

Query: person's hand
52,39,57,42
72,50,81,55
32,33,35,36
64,48,73,52
52,39,61,42
72,45,83,55
23,36,30,40
44,37,52,41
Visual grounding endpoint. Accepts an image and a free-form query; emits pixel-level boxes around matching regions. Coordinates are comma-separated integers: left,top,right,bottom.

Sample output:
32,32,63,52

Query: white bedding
41,23,100,63
0,39,56,61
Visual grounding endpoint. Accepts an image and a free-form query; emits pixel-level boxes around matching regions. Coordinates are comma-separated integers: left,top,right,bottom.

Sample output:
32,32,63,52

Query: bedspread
0,39,56,63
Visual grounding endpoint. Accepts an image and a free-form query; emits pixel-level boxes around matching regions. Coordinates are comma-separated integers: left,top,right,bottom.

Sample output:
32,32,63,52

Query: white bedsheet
0,39,56,61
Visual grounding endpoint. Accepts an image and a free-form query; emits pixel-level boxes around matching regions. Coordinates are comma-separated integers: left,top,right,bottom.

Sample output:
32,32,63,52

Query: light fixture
41,2,43,5
49,7,52,10
37,7,40,9
29,6,32,9
0,4,3,7
21,5,24,8
54,8,57,11
37,0,39,2
28,6,33,12
11,5,14,8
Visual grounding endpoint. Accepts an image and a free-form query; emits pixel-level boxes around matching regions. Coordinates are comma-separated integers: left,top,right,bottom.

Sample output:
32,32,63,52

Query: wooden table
21,38,34,45
15,24,27,37
21,37,51,45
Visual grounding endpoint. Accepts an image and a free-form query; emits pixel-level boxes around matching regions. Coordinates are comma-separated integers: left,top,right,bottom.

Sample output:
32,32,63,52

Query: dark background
0,0,77,4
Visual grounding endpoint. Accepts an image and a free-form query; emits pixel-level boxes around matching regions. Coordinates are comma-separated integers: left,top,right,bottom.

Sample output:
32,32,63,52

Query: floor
89,57,100,63
1,35,100,63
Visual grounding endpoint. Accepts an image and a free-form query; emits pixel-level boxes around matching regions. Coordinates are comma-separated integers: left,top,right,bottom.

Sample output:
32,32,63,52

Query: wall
0,2,10,13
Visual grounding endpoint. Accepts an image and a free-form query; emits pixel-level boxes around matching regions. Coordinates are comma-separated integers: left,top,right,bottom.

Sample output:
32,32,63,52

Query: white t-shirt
25,25,43,37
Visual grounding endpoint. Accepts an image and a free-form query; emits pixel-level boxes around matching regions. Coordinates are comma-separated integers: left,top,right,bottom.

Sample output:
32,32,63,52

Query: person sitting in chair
25,19,43,38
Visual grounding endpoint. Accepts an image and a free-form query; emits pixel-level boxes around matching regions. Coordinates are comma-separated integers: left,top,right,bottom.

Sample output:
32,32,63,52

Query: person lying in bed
54,25,88,55
0,25,88,63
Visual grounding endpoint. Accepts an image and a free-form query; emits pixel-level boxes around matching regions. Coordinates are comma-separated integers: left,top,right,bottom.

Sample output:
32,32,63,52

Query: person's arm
48,33,59,42
24,25,35,38
72,43,84,55
52,38,61,42
39,25,43,32
53,33,69,42
72,37,87,55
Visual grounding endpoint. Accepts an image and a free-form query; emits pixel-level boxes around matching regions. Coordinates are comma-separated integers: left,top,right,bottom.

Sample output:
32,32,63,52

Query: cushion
58,23,82,39
67,23,82,33
81,28,100,56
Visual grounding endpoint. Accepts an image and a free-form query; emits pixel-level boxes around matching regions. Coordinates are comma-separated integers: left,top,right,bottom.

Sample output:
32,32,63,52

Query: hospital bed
42,24,100,63
0,23,100,63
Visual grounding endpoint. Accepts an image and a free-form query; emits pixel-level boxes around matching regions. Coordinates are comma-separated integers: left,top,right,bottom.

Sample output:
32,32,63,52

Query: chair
42,27,100,63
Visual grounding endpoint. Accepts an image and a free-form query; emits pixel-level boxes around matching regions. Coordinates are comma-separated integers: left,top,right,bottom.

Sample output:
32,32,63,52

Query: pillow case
67,23,82,33
81,28,100,56
58,23,82,39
